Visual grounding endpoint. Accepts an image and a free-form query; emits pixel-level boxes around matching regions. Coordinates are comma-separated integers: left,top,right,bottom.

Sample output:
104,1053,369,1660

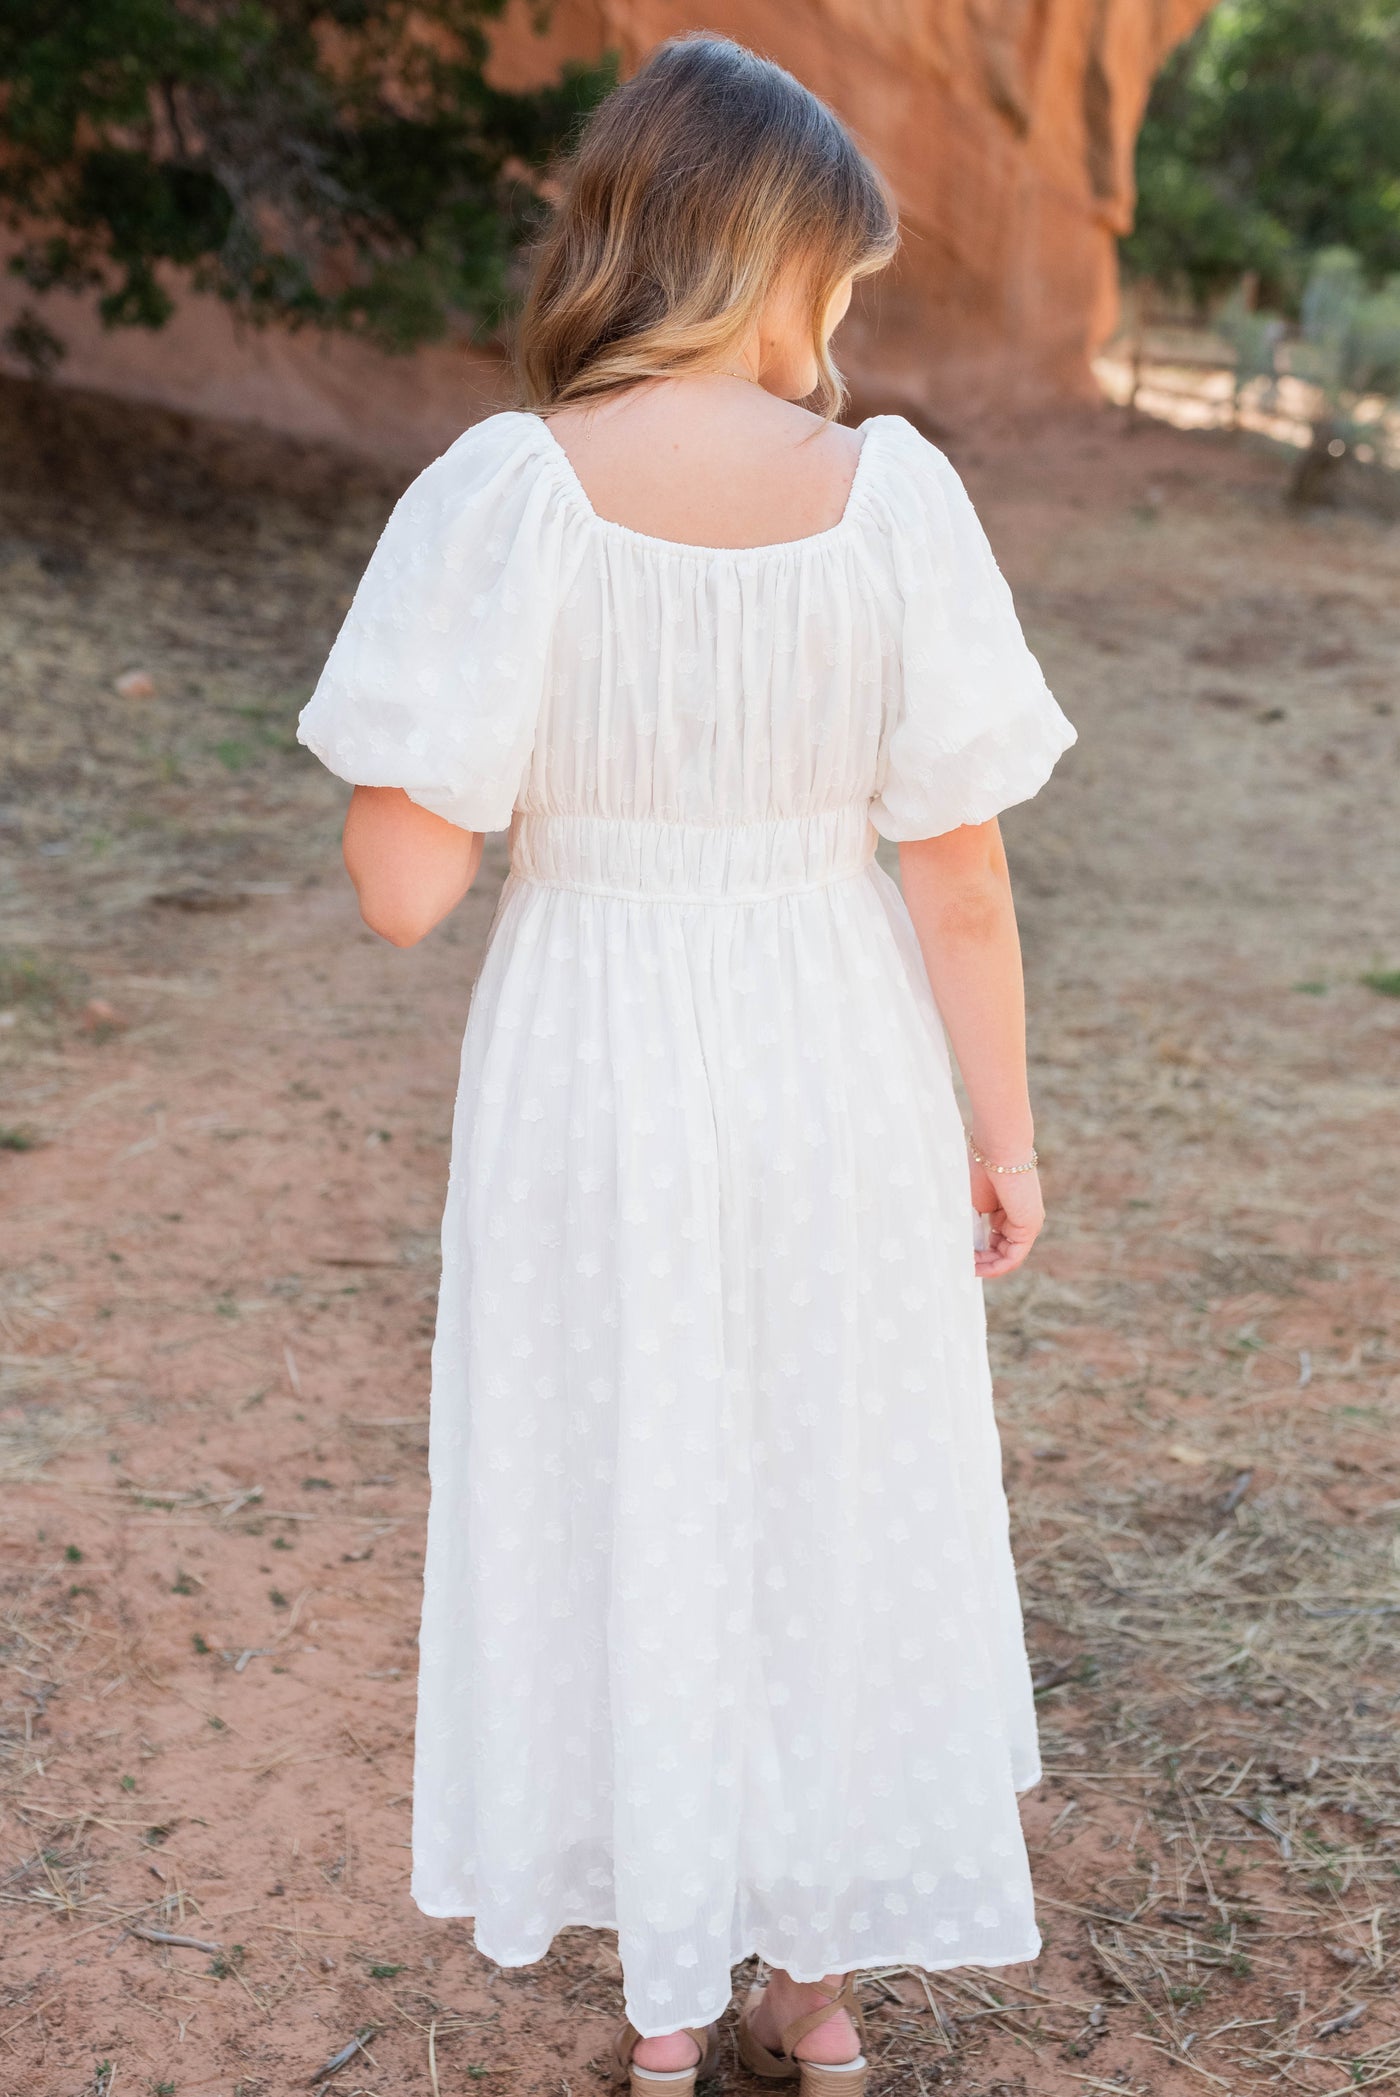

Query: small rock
150,886,247,912
80,998,129,1034
115,669,157,700
39,545,89,582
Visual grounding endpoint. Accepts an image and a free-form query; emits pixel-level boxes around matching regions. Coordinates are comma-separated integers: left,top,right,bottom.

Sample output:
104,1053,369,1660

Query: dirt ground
1,372,1397,2097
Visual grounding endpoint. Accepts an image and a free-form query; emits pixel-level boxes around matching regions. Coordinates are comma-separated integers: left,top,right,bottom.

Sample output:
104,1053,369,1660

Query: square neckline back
525,408,888,561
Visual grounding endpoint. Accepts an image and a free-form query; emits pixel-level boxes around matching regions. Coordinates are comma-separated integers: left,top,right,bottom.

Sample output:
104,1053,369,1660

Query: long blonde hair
515,35,898,419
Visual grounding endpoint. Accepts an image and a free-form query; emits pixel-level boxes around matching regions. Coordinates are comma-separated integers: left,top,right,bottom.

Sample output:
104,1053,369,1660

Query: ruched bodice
297,407,1076,2039
298,409,1074,846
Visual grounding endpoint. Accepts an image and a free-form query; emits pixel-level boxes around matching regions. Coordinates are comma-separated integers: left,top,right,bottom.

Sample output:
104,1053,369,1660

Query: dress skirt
408,810,1043,2035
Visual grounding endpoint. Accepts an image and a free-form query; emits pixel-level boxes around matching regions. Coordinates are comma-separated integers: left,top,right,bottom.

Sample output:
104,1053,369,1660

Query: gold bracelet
967,1133,1039,1175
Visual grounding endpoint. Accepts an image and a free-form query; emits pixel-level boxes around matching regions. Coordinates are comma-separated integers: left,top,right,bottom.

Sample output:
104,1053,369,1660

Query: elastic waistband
509,805,877,903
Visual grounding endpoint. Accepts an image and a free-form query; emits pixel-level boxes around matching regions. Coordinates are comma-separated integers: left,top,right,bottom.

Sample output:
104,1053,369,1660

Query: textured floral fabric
298,409,1076,2035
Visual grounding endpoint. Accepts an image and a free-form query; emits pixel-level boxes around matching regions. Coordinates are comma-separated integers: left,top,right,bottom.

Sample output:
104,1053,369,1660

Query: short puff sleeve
868,419,1076,840
296,412,567,832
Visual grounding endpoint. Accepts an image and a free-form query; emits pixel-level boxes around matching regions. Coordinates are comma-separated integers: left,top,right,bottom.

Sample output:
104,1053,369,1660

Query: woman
298,33,1075,2094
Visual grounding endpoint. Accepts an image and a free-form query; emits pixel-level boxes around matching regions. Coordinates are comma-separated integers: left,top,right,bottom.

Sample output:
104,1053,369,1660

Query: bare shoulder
767,394,864,462
719,387,862,447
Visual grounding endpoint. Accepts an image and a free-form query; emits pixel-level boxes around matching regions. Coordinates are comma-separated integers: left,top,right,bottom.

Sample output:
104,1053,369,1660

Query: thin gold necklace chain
688,366,762,387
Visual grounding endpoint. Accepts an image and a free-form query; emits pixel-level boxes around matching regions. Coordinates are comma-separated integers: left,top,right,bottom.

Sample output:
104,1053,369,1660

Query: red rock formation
0,2,1216,458
490,0,1219,426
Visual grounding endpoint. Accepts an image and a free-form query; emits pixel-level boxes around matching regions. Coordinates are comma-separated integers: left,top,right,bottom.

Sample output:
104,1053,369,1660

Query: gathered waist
508,804,878,903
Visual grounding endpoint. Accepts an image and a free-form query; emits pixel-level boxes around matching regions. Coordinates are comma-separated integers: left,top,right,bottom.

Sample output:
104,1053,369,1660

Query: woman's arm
342,786,484,948
898,817,1044,1278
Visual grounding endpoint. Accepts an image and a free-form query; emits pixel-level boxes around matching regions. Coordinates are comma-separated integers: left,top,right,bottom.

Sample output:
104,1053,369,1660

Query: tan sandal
737,1975,869,2094
611,2019,720,2093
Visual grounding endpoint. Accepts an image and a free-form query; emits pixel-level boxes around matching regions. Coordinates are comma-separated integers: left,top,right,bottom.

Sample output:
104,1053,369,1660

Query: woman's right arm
897,816,1045,1278
342,786,483,948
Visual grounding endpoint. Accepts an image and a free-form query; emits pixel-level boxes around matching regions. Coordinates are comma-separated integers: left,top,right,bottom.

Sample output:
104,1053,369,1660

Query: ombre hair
515,35,898,419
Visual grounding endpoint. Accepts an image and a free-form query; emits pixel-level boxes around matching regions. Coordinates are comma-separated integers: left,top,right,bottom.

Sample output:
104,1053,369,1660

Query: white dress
297,409,1076,2036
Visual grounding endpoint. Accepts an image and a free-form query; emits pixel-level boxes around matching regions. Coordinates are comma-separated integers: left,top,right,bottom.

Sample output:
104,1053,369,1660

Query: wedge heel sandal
778,2068,871,2097
737,1977,870,2095
612,2021,720,2095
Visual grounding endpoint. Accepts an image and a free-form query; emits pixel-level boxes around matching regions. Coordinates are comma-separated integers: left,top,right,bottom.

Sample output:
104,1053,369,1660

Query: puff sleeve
296,412,568,832
868,419,1077,841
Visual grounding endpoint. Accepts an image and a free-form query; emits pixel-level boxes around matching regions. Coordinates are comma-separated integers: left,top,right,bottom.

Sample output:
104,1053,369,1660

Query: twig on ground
309,2027,377,2084
127,1924,221,1952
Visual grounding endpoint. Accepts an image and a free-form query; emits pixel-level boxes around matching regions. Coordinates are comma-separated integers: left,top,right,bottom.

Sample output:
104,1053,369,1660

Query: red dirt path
1,379,1397,2096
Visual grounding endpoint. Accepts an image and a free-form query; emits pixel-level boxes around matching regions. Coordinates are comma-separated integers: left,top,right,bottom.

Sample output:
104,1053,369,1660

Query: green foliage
1295,248,1400,400
1283,244,1400,500
1212,283,1287,406
1291,246,1400,438
0,1,614,370
1126,0,1400,310
1210,244,1400,424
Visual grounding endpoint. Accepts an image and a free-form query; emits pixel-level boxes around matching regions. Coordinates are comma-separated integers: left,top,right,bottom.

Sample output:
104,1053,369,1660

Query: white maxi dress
297,409,1077,2035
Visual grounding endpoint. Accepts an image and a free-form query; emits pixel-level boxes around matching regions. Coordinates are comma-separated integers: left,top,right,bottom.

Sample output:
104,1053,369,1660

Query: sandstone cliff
0,1,1215,459
490,0,1218,427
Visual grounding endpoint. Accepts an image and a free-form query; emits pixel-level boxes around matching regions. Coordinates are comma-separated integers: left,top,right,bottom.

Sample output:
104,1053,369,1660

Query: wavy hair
514,35,898,419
